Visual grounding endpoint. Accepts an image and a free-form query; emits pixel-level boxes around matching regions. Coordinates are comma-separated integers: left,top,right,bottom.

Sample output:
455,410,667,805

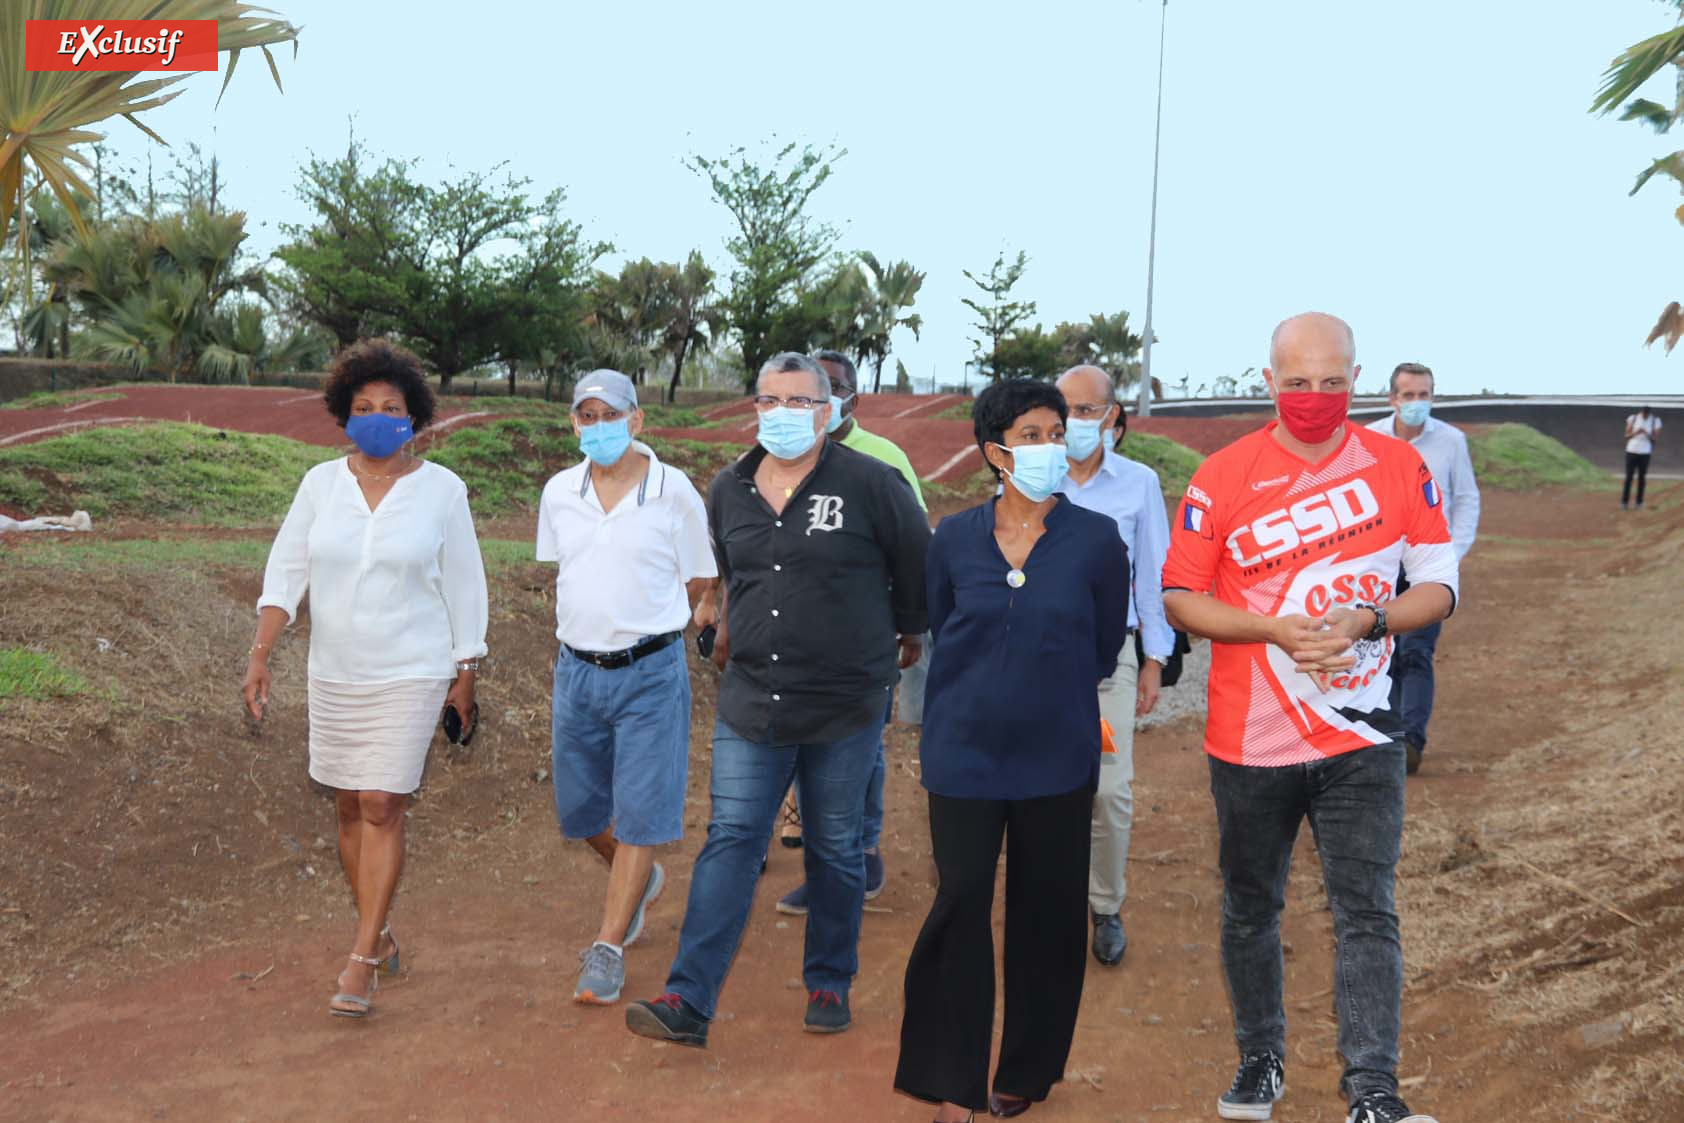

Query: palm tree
855,252,925,392
661,251,726,404
1,1,298,272
588,259,676,384
42,202,280,381
1591,1,1684,347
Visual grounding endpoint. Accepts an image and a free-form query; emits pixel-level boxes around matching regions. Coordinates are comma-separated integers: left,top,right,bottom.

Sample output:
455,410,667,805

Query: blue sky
87,0,1683,395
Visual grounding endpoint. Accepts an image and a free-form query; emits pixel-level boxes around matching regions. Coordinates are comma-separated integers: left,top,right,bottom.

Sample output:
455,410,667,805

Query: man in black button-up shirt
627,352,929,1047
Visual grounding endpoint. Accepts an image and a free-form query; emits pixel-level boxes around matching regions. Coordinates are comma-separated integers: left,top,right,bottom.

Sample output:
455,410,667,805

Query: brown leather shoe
988,1093,1031,1118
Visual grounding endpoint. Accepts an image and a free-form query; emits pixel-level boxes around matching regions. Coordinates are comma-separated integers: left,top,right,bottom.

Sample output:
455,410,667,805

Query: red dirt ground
0,384,500,449
4,487,1675,1121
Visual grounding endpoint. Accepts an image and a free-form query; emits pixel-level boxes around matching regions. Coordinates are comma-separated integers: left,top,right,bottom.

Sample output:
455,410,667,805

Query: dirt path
2,486,1674,1122
0,385,499,449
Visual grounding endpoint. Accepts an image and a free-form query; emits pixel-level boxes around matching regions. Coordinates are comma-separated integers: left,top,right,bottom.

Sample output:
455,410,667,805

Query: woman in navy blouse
895,379,1129,1122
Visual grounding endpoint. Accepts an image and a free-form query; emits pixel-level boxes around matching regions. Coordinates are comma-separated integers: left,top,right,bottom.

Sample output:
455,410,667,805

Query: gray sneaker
574,942,625,1005
623,862,666,947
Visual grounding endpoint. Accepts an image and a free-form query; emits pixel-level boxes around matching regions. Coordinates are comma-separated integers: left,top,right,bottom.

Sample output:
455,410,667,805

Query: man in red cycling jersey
1163,313,1454,1123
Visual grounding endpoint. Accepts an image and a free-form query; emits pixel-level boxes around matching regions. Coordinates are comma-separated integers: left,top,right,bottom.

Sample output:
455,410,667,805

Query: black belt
565,631,682,670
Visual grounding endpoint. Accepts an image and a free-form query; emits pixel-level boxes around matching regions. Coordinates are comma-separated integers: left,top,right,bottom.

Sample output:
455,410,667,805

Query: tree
588,258,677,384
961,251,1036,381
41,202,286,381
272,139,422,347
1591,1,1684,347
661,252,726,404
0,2,299,269
990,324,1064,381
275,148,606,387
688,141,845,387
855,252,925,392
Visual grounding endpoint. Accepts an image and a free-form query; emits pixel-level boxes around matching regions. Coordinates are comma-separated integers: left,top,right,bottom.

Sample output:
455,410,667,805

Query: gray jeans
1207,744,1406,1102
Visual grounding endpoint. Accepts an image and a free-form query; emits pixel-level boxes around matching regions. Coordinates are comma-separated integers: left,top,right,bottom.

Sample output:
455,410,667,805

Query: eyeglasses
1066,402,1114,420
753,395,824,411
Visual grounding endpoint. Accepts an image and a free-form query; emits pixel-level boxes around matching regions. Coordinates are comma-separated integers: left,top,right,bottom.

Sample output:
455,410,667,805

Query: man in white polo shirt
1366,362,1480,775
537,369,718,1006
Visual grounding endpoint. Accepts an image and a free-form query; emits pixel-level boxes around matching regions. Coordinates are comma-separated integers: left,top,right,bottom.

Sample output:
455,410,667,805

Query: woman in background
242,339,488,1018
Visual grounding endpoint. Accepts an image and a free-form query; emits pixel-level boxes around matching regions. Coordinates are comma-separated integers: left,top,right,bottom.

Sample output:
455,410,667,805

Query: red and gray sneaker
1218,1051,1285,1120
802,988,851,1034
1346,1091,1437,1123
625,992,709,1048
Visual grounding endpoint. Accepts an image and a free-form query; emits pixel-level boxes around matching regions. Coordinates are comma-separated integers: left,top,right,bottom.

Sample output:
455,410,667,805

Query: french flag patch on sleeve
1183,502,1213,539
1422,479,1442,508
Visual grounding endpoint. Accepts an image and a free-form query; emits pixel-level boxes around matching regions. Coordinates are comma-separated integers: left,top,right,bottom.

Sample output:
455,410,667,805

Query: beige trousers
1089,640,1140,916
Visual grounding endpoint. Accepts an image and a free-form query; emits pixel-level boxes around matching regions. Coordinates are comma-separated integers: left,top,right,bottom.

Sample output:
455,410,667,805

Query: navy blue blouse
919,494,1131,801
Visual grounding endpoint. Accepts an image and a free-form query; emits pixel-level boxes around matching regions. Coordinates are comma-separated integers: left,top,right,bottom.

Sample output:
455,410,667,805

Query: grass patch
0,648,87,699
425,417,578,515
1,389,123,411
1,537,270,571
1468,424,1610,491
426,419,744,516
935,402,975,421
0,415,746,528
1120,430,1205,504
0,423,336,524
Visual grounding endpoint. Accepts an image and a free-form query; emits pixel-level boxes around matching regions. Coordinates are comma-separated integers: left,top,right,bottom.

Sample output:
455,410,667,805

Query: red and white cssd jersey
1163,422,1460,767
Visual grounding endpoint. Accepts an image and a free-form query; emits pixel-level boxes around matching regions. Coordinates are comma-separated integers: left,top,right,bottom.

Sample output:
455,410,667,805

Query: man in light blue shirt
1056,364,1175,967
1366,361,1481,775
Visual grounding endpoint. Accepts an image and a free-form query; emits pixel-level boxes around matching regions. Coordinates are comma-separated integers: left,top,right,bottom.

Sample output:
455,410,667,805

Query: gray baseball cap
572,369,638,412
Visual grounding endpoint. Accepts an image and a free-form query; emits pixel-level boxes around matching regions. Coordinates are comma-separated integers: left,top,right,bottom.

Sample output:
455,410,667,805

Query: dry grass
1390,511,1684,1119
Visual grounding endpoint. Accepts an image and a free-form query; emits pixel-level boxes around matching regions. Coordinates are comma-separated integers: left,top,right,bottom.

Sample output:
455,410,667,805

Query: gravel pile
1137,638,1211,732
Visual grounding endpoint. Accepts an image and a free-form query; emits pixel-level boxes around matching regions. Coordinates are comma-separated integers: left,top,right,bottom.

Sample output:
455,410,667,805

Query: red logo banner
25,20,219,72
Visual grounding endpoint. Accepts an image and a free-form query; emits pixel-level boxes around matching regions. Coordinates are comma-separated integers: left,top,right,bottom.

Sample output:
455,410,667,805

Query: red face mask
1275,390,1350,444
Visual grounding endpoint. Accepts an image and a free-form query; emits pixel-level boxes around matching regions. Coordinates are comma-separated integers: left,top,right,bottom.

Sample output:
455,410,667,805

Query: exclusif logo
25,20,219,72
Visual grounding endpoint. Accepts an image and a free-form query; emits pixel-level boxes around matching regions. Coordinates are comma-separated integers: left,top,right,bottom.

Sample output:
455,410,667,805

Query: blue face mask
997,442,1069,502
579,417,633,466
1398,400,1432,427
345,413,413,458
1064,417,1109,462
758,406,820,460
825,394,853,435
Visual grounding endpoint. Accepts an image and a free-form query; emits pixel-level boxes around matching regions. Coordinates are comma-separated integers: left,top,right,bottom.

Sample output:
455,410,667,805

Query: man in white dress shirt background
1055,364,1174,967
537,370,719,1005
1366,362,1481,775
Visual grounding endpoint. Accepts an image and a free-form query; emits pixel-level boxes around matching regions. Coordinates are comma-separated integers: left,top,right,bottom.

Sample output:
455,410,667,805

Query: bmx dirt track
2,478,1680,1121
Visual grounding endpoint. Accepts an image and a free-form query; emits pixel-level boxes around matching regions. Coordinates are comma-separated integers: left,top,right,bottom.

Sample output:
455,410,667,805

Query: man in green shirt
774,350,929,917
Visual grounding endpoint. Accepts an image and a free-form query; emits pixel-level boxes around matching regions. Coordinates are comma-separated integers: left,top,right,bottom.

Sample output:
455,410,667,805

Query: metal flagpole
1137,0,1168,417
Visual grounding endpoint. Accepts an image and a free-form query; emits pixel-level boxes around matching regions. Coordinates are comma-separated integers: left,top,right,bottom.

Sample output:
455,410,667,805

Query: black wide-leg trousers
895,784,1093,1112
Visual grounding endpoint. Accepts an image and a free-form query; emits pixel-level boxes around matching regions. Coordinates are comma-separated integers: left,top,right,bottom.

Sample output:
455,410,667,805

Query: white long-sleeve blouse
257,458,489,683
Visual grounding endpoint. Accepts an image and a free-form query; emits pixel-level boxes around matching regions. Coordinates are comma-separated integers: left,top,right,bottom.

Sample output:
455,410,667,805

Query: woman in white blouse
242,339,489,1018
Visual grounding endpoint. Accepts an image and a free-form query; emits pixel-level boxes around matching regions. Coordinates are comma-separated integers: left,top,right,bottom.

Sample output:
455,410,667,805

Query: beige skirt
307,677,451,794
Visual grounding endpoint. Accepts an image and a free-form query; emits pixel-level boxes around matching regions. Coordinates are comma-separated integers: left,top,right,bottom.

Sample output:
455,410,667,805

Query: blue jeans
550,641,691,846
1208,744,1406,1102
1387,621,1441,750
665,715,884,1020
802,692,897,854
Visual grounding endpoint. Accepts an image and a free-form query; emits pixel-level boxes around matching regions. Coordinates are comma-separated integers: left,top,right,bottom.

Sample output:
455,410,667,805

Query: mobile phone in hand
697,625,716,658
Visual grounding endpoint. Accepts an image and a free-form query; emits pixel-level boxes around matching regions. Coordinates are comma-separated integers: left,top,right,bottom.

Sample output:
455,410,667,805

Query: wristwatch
1353,603,1388,642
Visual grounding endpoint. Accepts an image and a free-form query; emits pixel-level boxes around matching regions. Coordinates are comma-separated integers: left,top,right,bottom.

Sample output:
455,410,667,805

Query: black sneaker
626,992,709,1048
803,988,851,1034
1346,1091,1436,1123
1218,1051,1285,1120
